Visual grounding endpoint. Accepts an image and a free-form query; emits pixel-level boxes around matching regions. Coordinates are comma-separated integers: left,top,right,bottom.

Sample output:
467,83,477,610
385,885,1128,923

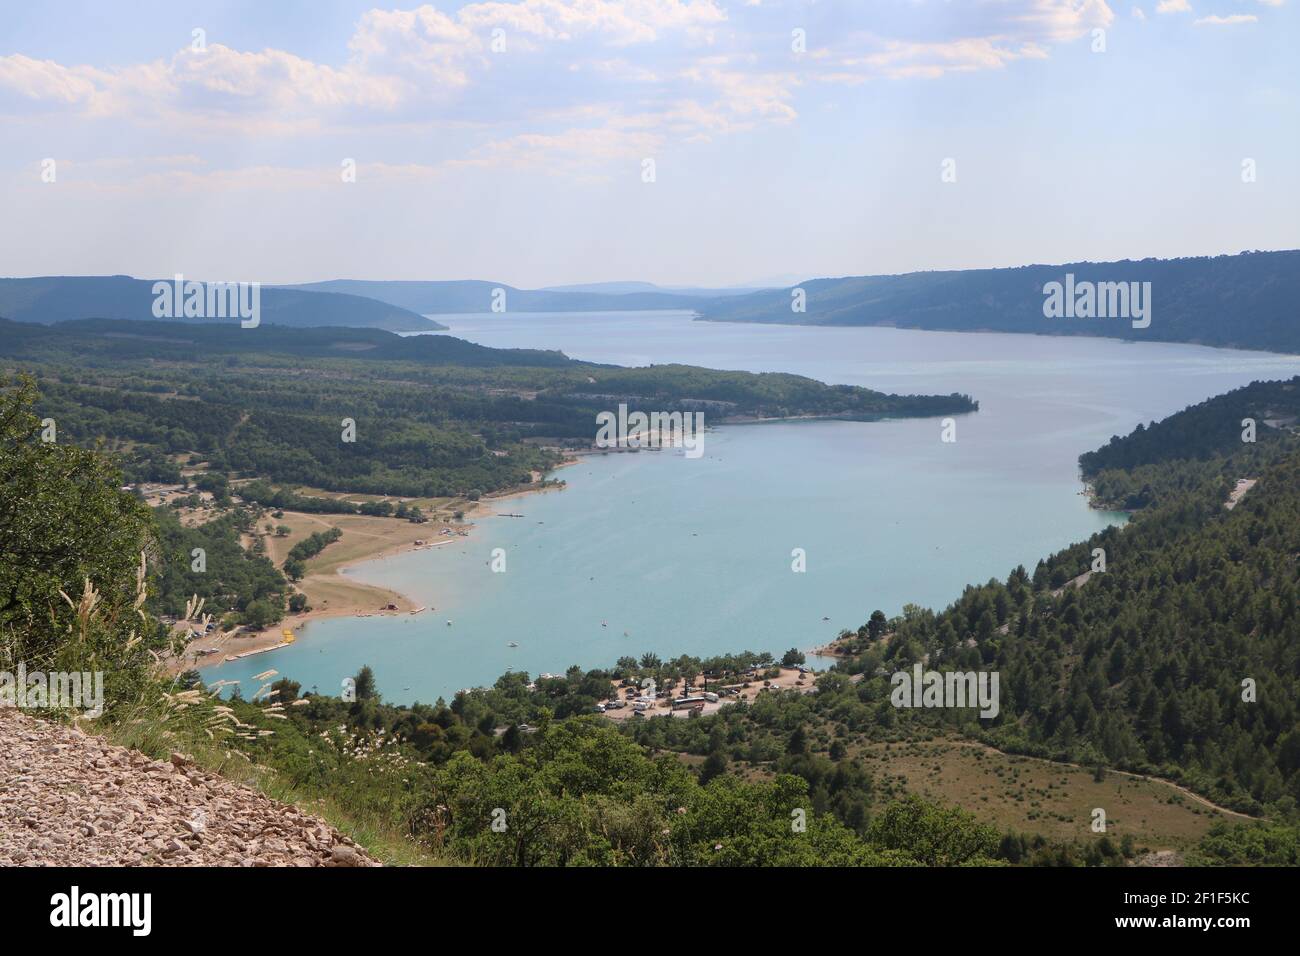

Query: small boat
508,641,519,648
446,619,453,626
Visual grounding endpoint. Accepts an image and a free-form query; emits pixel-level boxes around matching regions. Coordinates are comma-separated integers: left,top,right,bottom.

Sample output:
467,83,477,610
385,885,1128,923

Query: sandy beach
173,467,574,674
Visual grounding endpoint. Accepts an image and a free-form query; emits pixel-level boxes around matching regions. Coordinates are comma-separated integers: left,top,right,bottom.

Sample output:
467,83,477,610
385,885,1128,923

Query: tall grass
6,557,448,865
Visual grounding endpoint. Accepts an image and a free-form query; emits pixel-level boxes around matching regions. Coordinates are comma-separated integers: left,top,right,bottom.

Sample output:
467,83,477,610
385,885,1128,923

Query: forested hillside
696,251,1300,354
1082,377,1300,474
4,369,1297,865
1,318,975,496
0,276,442,332
0,318,565,367
812,381,1300,816
151,508,288,622
1080,377,1300,509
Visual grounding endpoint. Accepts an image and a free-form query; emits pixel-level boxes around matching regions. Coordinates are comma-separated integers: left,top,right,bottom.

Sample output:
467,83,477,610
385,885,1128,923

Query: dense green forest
1083,378,1300,474
219,660,1150,866
697,250,1300,354
221,672,1016,867
0,376,166,707
804,382,1300,817
0,318,975,497
1080,377,1300,509
151,508,287,622
4,363,1296,865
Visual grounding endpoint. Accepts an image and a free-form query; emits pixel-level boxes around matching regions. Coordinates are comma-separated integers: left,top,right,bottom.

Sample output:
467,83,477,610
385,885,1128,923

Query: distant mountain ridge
0,276,443,332
539,281,766,297
283,279,707,314
8,252,1298,352
695,251,1300,355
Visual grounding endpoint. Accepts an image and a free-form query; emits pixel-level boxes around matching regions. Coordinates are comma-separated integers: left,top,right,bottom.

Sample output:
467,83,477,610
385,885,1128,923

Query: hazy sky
2,0,1296,287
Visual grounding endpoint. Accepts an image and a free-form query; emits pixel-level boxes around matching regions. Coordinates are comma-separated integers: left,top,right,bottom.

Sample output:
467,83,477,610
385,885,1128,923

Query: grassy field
855,736,1234,852
260,510,436,571
720,729,1234,856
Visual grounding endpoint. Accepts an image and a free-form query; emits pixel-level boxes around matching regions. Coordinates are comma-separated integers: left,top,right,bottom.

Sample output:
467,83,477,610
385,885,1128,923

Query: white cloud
1010,0,1116,43
348,5,479,86
1193,13,1258,23
1155,0,1192,13
455,0,727,45
0,2,731,131
822,2,1112,82
172,44,408,110
678,64,797,123
838,37,1049,81
0,54,104,106
0,0,1167,182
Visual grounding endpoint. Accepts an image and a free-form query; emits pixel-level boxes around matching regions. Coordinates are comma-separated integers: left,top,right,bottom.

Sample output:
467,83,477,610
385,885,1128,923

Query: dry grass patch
856,737,1227,851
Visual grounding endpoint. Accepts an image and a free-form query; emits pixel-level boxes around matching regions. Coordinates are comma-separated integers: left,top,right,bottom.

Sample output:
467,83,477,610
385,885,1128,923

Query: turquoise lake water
210,313,1300,703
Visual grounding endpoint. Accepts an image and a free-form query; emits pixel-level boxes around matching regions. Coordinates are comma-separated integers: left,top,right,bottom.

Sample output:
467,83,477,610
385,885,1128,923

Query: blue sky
1,0,1296,286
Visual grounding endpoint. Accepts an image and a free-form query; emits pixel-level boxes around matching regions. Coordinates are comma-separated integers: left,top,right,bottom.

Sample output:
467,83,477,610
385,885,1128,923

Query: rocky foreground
0,708,379,866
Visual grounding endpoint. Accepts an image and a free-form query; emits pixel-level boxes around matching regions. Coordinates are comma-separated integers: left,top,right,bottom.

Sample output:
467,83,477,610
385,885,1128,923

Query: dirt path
968,740,1257,821
1225,478,1257,510
0,708,378,866
1051,570,1094,598
1094,767,1255,820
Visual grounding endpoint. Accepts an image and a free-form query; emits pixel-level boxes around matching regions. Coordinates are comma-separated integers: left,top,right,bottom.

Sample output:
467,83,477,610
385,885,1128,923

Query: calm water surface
211,313,1299,702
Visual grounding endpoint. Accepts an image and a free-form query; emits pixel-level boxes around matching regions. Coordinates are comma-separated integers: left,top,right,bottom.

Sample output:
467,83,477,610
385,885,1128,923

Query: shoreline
690,314,1300,360
174,535,456,674
177,462,575,674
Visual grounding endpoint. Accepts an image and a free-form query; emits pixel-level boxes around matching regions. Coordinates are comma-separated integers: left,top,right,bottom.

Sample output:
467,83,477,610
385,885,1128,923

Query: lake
210,313,1300,703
